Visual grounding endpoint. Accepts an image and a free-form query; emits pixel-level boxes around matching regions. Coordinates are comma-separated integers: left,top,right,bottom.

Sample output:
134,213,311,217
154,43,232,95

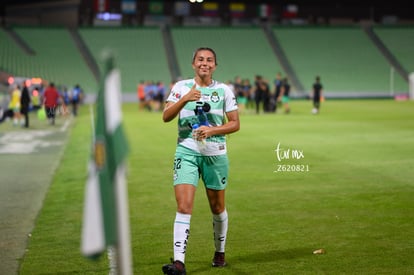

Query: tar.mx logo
274,142,305,162
273,142,309,173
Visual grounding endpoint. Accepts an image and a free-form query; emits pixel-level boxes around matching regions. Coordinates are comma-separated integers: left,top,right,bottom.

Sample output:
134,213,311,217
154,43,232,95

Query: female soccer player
162,47,240,274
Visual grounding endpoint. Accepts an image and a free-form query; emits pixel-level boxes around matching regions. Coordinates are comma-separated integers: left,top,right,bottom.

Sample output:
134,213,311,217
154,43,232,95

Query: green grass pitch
18,99,414,274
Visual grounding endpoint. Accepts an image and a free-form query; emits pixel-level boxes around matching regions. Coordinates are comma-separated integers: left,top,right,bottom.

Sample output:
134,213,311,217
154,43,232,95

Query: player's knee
177,204,193,214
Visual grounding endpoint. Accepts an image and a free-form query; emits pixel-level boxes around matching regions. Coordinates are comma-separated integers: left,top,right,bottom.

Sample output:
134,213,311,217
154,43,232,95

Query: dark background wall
0,0,412,27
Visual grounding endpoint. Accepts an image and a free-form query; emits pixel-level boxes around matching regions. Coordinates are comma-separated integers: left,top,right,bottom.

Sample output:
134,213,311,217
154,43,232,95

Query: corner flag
81,55,132,274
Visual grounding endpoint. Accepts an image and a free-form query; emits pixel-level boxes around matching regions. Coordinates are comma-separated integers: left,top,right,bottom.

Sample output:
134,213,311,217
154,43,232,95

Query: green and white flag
81,55,131,274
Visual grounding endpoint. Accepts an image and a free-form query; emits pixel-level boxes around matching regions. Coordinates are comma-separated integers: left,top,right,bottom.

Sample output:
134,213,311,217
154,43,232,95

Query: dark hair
192,47,217,65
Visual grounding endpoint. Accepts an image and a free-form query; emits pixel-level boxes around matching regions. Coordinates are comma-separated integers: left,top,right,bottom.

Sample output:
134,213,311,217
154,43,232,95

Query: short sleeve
223,85,238,113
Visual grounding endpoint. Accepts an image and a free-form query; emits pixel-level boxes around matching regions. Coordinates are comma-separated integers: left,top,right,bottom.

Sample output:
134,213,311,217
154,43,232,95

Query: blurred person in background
31,87,41,111
9,84,21,126
62,86,70,106
311,76,324,114
0,91,14,123
261,79,271,113
43,82,64,125
137,80,146,110
20,82,31,128
254,75,264,114
70,84,83,116
234,76,247,114
278,77,291,114
242,78,254,111
155,81,166,111
144,81,155,111
273,72,283,113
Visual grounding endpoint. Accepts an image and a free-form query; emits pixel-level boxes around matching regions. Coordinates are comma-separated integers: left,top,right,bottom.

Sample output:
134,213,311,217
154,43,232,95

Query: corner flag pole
89,104,95,140
114,163,132,275
81,54,133,275
89,99,120,275
102,57,133,275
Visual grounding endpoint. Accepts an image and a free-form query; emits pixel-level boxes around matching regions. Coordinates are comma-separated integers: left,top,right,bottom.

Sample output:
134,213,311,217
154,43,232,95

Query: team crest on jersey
210,91,220,103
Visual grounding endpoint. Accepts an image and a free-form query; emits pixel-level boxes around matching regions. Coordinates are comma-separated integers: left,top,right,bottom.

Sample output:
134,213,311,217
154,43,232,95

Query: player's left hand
195,125,210,140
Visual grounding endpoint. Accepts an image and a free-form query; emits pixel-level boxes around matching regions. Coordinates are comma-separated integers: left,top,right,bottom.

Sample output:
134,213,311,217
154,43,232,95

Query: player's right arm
162,84,200,122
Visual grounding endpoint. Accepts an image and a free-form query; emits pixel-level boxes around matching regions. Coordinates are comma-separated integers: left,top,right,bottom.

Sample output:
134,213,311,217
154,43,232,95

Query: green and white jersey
167,78,238,156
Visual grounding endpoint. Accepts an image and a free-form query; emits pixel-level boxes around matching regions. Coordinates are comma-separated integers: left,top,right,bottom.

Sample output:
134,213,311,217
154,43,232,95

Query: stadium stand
3,27,97,93
0,27,33,78
363,25,409,83
1,25,412,99
373,26,414,79
78,27,171,94
273,26,408,97
171,26,283,87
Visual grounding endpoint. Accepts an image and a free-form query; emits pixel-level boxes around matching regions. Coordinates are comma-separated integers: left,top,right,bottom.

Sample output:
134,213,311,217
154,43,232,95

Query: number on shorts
174,158,182,170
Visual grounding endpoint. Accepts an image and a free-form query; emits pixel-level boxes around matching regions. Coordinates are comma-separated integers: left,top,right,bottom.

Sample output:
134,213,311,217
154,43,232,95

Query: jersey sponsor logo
171,91,180,99
201,94,210,101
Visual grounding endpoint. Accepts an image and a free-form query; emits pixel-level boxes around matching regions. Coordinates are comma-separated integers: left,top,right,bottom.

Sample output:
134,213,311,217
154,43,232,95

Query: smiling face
192,48,217,80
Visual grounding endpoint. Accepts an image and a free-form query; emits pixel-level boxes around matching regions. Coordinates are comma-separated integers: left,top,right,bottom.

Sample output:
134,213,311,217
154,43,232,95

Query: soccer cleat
162,259,186,275
212,252,227,267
